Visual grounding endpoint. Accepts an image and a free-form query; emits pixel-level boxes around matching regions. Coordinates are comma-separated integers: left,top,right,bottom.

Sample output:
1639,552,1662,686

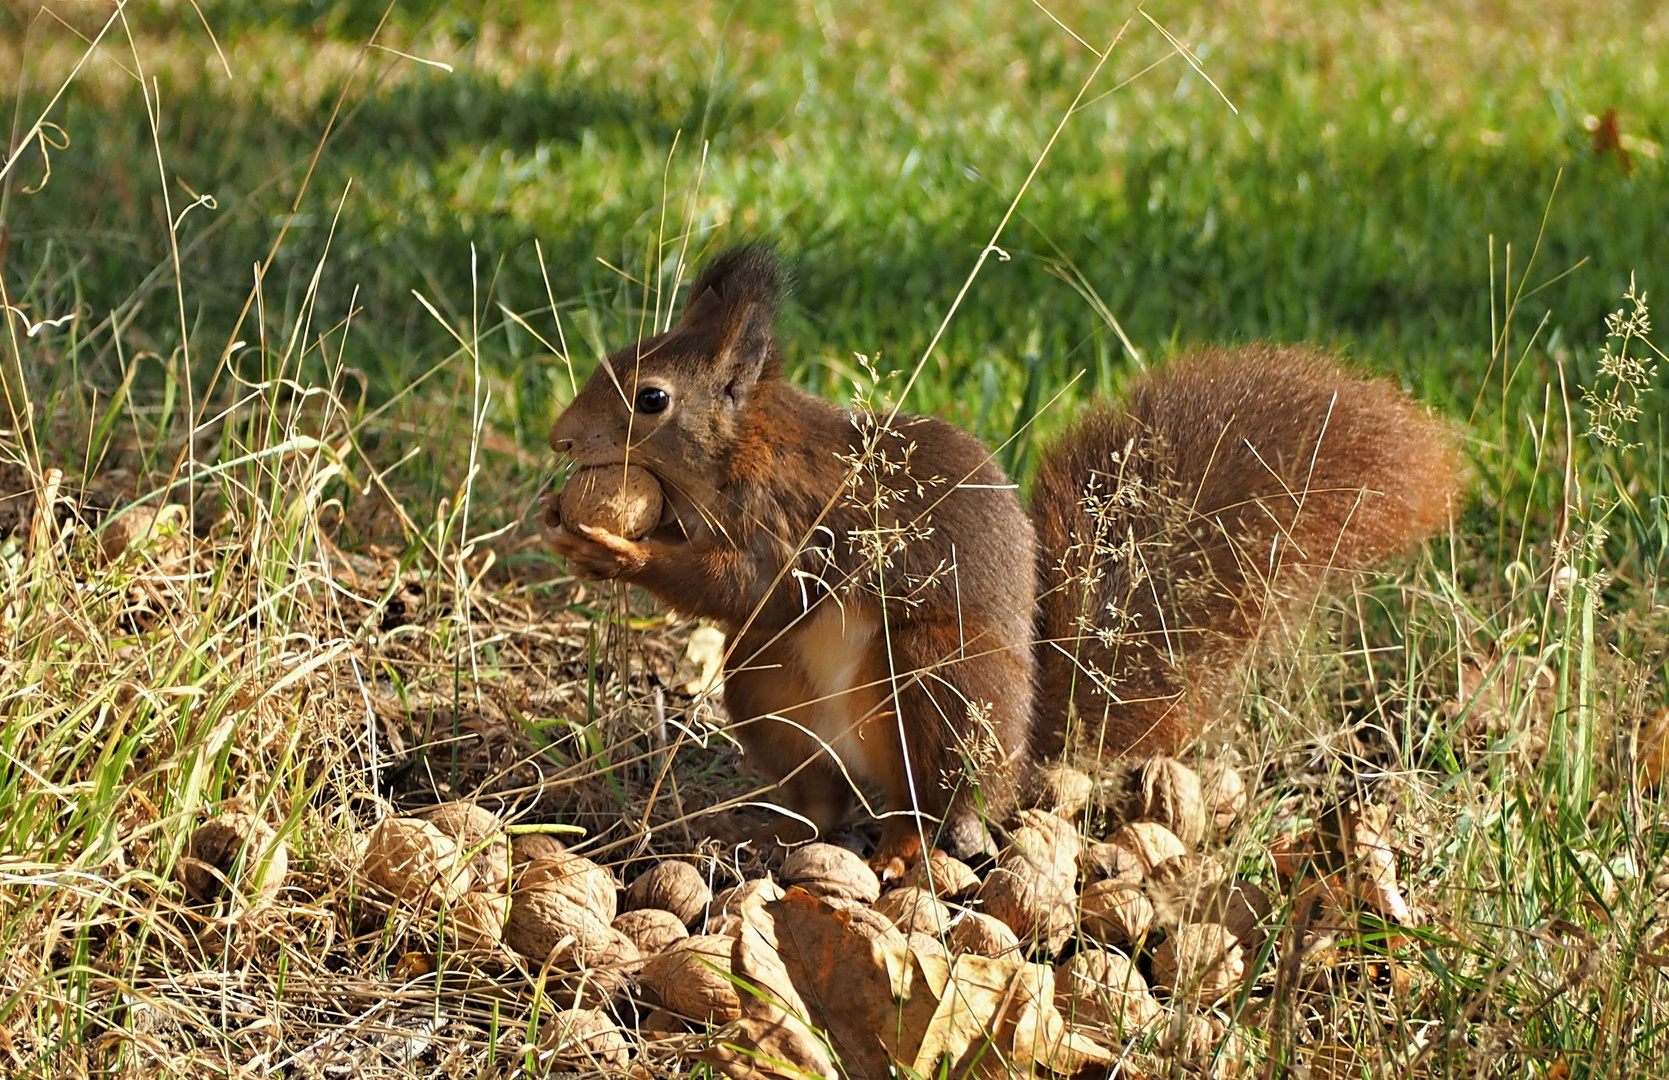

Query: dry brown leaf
698,887,908,1080
909,953,1018,1077
1008,961,1115,1076
1341,803,1412,924
703,903,840,1080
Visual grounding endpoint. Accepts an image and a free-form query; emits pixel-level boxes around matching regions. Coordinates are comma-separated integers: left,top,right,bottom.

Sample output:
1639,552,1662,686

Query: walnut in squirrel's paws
543,465,665,579
550,464,664,539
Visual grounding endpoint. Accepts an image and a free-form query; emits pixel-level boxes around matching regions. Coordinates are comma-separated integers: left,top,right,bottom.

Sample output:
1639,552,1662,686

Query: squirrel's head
549,246,786,484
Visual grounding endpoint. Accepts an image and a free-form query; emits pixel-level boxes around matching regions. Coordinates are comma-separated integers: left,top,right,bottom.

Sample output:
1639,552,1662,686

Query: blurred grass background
3,0,1667,595
6,1,1663,443
3,5,1669,1074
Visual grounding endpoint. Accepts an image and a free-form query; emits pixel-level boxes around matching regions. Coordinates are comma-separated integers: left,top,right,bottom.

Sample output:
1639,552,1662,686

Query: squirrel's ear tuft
680,245,786,322
678,245,787,396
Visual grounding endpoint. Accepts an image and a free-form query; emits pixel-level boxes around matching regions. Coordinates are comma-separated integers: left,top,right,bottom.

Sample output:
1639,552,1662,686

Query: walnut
1054,947,1162,1036
178,813,287,905
899,850,981,899
511,832,568,864
977,813,1080,954
638,934,743,1023
555,928,643,1009
516,853,619,922
1114,757,1206,847
1081,841,1144,885
362,817,473,905
1078,879,1154,947
1157,1011,1249,1074
1107,821,1187,873
1199,759,1247,833
1147,853,1230,928
416,801,510,895
556,465,664,539
1034,764,1095,819
503,880,616,965
1151,922,1245,1004
624,860,712,927
1189,877,1273,954
449,890,509,947
613,908,690,956
874,887,953,935
711,877,785,914
539,1007,631,1070
779,844,880,904
946,911,1022,958
705,877,784,935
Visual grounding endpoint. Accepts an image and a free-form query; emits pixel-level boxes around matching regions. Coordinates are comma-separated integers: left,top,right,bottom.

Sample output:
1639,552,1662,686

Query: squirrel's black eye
634,387,670,415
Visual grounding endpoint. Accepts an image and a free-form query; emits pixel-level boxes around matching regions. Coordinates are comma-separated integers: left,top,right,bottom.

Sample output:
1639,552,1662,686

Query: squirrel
546,246,1461,874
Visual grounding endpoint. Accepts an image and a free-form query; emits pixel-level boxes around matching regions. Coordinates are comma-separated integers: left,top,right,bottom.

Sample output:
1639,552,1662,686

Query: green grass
3,0,1669,1076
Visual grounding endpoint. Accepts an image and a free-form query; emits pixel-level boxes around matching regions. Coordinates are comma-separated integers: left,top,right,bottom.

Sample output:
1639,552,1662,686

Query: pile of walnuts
319,755,1280,1075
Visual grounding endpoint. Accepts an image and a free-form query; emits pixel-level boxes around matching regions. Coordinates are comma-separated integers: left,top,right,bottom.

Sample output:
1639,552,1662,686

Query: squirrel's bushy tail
1031,344,1462,759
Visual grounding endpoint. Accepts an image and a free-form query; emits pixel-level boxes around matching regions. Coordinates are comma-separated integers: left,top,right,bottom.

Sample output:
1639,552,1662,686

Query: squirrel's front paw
546,523,650,580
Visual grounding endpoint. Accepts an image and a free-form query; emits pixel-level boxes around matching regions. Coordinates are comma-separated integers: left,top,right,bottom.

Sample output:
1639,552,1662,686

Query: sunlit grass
1,0,1667,1075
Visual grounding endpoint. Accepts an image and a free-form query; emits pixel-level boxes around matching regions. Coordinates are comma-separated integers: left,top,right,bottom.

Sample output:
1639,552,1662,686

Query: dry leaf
699,888,908,1080
1342,803,1412,924
909,952,1017,1076
681,624,728,698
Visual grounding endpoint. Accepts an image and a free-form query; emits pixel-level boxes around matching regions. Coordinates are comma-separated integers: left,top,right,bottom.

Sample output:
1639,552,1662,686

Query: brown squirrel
547,246,1461,872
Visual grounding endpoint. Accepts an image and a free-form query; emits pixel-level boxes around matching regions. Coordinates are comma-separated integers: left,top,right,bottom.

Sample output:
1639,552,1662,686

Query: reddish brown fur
549,249,1463,867
1031,344,1462,758
549,249,1036,862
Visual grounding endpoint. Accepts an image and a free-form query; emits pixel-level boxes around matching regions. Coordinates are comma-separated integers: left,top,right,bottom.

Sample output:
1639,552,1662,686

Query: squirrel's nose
549,434,574,455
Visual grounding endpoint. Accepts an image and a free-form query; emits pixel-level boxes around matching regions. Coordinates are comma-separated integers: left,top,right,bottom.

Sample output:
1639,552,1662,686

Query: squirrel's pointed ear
677,246,786,399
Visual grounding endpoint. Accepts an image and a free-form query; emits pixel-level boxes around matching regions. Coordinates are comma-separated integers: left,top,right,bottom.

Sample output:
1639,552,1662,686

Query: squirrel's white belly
791,602,892,787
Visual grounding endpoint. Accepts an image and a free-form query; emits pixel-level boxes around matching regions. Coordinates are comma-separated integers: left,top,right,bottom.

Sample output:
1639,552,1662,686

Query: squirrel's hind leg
870,618,1034,877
